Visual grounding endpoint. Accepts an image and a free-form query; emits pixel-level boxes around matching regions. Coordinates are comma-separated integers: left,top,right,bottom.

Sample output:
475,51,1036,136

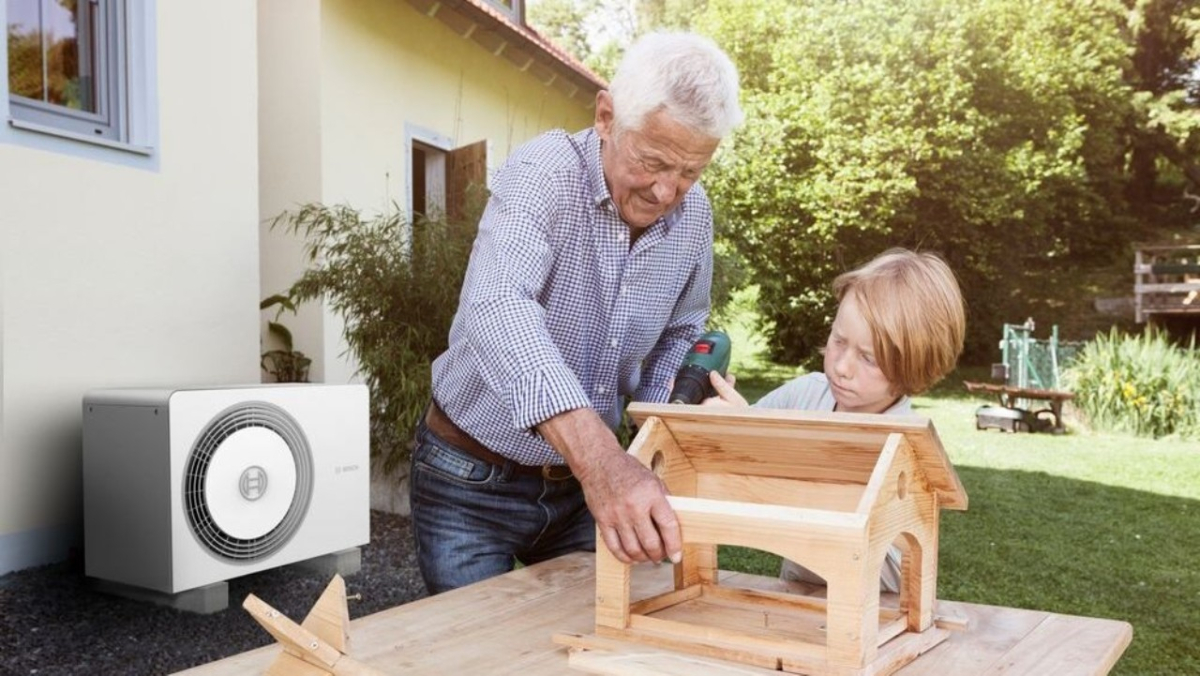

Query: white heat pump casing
83,384,369,593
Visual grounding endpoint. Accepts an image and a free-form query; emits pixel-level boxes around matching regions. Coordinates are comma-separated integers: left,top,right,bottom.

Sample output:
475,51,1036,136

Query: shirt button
610,338,619,349
620,285,628,296
596,385,607,394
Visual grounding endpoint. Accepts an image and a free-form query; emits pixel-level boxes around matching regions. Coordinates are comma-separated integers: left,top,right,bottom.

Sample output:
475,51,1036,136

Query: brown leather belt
423,402,574,481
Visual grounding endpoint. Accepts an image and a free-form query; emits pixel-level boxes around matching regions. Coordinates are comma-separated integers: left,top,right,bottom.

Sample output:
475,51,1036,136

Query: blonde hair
832,248,966,395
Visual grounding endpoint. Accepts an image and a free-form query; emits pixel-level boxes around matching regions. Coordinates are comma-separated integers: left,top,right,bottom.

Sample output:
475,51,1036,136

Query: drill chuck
668,330,732,405
669,365,715,405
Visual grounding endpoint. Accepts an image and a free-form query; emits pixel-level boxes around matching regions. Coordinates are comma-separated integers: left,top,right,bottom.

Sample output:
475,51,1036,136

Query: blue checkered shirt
431,127,713,465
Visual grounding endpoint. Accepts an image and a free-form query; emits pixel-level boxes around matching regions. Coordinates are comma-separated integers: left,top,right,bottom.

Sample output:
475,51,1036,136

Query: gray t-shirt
751,371,909,593
753,372,912,415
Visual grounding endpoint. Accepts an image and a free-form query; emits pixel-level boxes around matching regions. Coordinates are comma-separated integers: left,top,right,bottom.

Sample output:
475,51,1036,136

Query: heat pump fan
83,384,369,594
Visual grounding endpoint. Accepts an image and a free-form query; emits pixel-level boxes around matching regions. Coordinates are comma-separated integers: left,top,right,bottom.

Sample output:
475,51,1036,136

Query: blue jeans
409,415,595,594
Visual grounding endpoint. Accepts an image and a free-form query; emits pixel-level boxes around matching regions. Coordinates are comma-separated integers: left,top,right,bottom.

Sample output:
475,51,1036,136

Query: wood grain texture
176,554,1131,676
626,404,966,510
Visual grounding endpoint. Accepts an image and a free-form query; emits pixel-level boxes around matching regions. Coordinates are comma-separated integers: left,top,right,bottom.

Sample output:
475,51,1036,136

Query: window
411,140,447,221
405,123,488,226
482,0,523,24
7,0,130,143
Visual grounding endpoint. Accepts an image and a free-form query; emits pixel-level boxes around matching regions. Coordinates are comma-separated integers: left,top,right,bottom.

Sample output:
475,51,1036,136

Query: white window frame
482,0,523,24
4,0,156,158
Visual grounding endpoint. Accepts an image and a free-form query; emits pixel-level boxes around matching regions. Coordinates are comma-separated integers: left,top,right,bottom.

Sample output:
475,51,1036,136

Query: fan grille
183,401,313,561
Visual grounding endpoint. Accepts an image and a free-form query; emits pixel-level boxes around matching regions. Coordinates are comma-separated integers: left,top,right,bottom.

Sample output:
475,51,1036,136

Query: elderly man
411,31,743,594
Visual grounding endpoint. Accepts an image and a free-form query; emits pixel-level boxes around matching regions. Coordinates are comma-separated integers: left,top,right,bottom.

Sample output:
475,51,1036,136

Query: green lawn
712,303,1199,675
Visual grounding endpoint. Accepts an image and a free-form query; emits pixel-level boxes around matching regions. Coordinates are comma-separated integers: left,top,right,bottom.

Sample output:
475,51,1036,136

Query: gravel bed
0,511,426,676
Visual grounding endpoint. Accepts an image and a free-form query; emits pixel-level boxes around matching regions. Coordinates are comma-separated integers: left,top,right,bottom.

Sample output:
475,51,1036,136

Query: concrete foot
90,578,229,614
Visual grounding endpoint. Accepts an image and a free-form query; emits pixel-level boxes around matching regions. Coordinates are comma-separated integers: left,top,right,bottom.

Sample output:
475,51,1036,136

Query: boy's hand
703,371,749,407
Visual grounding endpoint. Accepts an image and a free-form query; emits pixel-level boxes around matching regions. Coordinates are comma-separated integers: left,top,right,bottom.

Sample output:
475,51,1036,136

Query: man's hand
538,408,681,565
703,370,749,407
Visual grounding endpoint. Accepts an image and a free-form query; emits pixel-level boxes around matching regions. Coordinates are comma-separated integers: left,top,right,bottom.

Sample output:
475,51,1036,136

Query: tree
1125,0,1200,206
698,0,1141,363
528,0,638,78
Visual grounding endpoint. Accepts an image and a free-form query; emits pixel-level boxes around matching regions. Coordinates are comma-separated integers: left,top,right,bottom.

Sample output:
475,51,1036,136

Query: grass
709,299,1199,674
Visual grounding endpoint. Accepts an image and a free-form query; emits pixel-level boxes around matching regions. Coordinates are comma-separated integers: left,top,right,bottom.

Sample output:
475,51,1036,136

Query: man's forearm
536,407,623,478
537,405,682,565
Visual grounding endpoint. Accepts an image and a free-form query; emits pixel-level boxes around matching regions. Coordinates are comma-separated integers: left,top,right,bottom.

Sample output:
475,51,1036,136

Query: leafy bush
1062,328,1200,439
274,204,477,474
260,294,312,383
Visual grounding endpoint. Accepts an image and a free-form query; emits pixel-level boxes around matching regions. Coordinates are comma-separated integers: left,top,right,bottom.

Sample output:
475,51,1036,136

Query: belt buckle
541,465,573,481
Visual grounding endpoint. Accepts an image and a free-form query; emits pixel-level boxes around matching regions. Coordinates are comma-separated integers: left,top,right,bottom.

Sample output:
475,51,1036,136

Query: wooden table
964,380,1075,433
174,552,1131,676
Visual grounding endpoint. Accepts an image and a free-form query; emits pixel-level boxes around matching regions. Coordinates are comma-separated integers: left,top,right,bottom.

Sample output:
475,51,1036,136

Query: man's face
595,92,720,230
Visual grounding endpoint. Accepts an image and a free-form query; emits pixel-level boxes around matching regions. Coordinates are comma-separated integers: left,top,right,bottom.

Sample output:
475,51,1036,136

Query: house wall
0,1,261,574
258,0,328,380
259,0,597,386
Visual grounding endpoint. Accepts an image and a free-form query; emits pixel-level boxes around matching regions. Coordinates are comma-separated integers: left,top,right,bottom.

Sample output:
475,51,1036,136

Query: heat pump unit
83,384,369,594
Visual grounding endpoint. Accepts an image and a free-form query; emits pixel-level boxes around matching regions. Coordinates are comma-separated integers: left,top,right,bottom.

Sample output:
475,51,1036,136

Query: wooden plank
853,627,950,676
300,575,350,653
595,527,632,629
241,595,341,669
1135,282,1200,293
669,495,866,561
556,632,785,675
696,473,864,512
628,416,697,496
618,612,829,669
717,571,966,633
631,584,703,616
626,404,967,510
701,581,833,615
644,592,828,646
981,613,1132,676
176,554,1131,676
855,433,902,515
897,600,1049,674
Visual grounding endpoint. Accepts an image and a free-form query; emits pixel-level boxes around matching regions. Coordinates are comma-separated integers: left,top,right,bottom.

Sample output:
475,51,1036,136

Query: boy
706,248,966,591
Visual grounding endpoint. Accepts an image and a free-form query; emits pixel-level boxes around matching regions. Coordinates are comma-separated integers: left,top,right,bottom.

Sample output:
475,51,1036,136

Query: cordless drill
668,330,732,405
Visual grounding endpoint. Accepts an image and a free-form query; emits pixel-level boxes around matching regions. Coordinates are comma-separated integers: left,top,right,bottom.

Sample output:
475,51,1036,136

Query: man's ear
594,90,615,140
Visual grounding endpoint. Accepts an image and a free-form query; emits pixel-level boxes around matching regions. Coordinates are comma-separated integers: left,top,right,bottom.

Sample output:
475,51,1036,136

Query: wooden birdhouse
586,403,968,676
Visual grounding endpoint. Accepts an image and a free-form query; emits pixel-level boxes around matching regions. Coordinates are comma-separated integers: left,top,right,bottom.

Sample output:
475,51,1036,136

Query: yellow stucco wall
259,0,597,385
0,1,261,572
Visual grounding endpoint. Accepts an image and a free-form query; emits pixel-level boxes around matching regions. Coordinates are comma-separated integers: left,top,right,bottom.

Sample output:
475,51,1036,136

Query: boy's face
824,293,901,414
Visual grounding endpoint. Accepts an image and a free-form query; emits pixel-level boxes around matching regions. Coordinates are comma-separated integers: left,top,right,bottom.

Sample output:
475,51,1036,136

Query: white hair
609,32,743,140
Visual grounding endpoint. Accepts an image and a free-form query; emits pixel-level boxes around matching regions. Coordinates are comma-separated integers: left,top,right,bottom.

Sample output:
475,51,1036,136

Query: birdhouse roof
627,403,967,510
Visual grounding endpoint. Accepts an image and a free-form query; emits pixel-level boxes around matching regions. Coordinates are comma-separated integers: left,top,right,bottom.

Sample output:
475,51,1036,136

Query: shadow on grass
941,466,1197,676
721,467,1198,676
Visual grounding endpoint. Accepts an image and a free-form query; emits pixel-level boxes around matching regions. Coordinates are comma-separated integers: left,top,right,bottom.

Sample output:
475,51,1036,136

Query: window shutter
445,140,488,223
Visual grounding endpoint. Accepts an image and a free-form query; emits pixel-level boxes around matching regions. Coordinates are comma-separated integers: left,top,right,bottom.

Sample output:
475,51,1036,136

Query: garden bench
964,381,1074,434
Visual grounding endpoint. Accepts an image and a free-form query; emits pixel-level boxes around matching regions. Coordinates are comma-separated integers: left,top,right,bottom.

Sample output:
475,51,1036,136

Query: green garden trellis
995,320,1083,394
